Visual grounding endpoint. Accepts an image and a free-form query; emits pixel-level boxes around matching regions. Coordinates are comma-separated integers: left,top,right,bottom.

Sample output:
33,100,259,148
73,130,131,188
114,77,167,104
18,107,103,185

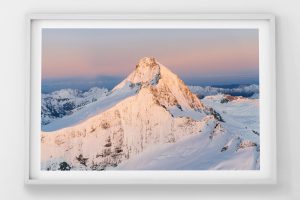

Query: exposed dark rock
76,154,88,166
252,130,260,136
208,108,225,122
58,162,71,171
221,146,228,152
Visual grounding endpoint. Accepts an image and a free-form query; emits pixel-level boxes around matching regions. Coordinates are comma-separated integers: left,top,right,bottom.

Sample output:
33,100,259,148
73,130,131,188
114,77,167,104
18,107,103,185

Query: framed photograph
26,14,276,184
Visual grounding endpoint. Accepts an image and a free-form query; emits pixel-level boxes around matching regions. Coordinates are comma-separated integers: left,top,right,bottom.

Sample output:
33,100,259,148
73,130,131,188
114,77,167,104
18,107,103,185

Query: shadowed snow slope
41,57,259,171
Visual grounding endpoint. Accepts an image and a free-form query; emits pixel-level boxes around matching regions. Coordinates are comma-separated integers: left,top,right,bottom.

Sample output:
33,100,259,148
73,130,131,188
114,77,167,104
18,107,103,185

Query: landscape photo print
40,28,261,171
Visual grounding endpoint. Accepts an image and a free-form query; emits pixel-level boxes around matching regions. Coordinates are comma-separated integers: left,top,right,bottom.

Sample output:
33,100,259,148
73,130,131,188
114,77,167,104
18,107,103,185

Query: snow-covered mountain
41,57,259,171
41,87,108,126
189,84,259,99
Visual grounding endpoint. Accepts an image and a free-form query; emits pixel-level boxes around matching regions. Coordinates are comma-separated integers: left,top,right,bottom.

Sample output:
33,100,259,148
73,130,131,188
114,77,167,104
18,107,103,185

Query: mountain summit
114,57,160,88
114,57,204,111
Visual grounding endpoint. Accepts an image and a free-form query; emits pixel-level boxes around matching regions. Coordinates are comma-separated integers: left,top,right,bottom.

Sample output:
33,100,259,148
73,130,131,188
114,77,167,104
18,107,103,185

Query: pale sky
42,29,259,85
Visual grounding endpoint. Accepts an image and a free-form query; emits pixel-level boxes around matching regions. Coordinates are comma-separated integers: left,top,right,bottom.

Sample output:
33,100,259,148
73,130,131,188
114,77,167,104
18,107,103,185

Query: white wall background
0,0,299,199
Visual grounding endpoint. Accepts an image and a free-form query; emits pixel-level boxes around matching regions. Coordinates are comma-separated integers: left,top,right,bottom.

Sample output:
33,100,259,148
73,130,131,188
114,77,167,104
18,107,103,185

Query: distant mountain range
41,57,260,171
42,76,123,93
189,84,259,99
42,87,108,126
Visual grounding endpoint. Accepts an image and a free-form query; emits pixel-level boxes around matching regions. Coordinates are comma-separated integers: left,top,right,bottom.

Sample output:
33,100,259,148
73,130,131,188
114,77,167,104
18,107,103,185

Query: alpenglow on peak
136,57,158,70
112,56,205,111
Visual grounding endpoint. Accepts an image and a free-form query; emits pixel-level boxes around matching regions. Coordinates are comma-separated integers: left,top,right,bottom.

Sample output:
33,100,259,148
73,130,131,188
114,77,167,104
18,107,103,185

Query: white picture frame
25,13,276,185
